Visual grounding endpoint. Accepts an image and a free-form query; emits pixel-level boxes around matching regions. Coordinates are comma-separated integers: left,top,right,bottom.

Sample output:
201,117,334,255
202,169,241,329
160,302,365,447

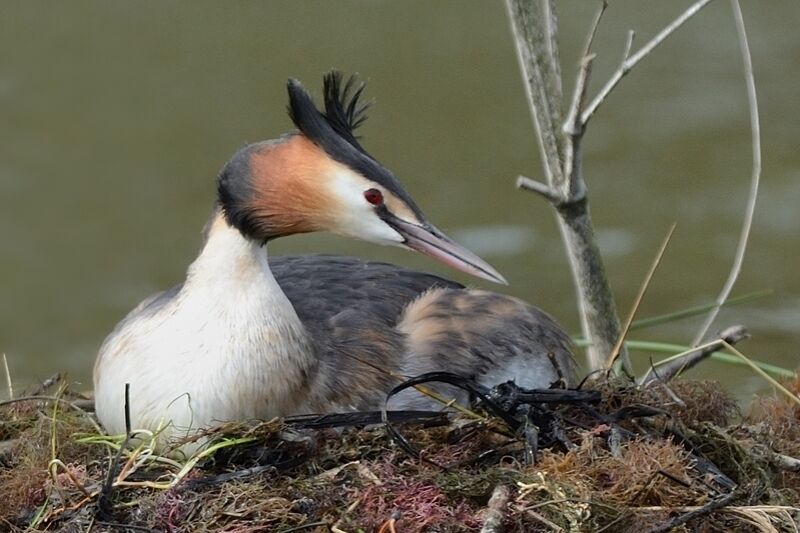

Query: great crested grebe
93,72,575,442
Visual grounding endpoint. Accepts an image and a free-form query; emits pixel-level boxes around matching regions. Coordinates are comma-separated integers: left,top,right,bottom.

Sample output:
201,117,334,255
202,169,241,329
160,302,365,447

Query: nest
0,372,798,532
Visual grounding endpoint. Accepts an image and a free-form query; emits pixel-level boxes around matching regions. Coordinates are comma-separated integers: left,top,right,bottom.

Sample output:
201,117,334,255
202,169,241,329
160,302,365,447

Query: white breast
93,215,314,441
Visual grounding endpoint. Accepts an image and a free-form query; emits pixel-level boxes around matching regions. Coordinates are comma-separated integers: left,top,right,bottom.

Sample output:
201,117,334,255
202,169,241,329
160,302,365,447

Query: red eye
364,188,384,206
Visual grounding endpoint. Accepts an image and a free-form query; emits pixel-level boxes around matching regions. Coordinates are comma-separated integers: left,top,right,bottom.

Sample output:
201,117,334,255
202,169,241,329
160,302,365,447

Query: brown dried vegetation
0,374,798,532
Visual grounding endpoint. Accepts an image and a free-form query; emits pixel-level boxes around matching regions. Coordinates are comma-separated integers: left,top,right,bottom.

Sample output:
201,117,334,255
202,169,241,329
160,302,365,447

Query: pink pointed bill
388,217,508,285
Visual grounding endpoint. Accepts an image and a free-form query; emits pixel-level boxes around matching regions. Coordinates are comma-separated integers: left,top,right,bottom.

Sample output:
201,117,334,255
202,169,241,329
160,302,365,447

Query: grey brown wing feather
385,288,576,409
270,254,462,332
270,255,463,409
271,255,575,411
397,288,575,383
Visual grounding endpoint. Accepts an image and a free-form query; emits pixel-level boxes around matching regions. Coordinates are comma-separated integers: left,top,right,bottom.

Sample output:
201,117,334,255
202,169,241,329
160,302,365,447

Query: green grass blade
572,337,794,378
629,290,772,331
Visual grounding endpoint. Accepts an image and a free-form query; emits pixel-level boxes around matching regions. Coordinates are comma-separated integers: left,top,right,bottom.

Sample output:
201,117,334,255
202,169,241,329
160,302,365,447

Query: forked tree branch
563,2,606,139
506,0,627,372
562,1,606,202
581,0,715,125
506,0,720,374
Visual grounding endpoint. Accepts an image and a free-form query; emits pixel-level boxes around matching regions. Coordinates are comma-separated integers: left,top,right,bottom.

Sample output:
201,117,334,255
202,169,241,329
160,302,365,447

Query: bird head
217,71,506,285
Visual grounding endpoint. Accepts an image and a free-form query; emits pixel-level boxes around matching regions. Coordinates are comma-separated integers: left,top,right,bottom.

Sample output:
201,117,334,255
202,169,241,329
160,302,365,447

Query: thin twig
606,223,677,370
581,0,715,125
522,508,564,531
2,353,12,400
279,521,331,533
48,458,92,498
124,383,131,434
516,175,560,202
692,0,761,346
561,51,593,202
94,522,156,533
621,30,635,65
563,53,595,141
47,383,66,511
561,2,606,201
0,395,104,436
645,490,736,533
563,1,606,137
640,325,750,384
605,338,793,378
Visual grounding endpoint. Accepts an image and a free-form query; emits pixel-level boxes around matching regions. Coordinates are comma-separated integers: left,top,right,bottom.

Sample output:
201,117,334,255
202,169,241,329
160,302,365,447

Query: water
1,2,797,400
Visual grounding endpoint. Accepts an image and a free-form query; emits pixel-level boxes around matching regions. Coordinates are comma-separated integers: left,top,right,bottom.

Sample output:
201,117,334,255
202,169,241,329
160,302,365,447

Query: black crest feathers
286,71,425,219
287,71,372,155
323,72,371,151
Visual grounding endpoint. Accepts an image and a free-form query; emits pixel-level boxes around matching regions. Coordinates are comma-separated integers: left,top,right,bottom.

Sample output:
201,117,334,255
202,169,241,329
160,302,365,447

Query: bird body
93,73,575,444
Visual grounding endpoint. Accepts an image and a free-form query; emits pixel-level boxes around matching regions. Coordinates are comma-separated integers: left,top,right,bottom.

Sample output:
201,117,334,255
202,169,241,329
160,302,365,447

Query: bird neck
183,210,311,356
187,211,274,290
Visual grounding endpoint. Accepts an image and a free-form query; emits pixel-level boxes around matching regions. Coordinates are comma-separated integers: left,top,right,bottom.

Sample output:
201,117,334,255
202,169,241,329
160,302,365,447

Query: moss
1,375,799,532
743,373,800,494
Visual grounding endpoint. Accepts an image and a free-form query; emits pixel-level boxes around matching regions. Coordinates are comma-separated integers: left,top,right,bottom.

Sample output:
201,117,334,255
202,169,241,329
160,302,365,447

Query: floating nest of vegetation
1,372,798,532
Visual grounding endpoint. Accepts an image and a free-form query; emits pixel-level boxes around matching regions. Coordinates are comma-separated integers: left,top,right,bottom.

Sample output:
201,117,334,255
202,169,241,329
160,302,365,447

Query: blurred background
1,1,797,400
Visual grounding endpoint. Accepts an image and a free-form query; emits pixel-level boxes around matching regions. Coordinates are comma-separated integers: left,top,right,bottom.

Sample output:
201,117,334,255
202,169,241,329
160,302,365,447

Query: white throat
187,214,279,296
94,212,315,439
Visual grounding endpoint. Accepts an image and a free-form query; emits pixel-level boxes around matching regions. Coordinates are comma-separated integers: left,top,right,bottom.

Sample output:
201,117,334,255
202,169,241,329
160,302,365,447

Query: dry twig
692,0,761,346
506,0,718,373
605,223,676,371
480,485,510,533
581,0,715,125
640,325,750,385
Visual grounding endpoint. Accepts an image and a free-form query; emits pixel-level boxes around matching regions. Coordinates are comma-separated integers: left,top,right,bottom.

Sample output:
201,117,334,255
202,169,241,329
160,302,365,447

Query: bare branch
561,2,605,212
769,452,800,472
543,0,562,102
507,1,625,373
480,485,510,533
555,206,625,371
535,1,627,372
586,2,607,56
563,1,606,138
621,30,635,63
641,325,750,385
581,0,715,126
561,54,593,200
504,0,565,186
692,0,761,346
561,61,594,203
563,55,595,138
516,175,562,203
